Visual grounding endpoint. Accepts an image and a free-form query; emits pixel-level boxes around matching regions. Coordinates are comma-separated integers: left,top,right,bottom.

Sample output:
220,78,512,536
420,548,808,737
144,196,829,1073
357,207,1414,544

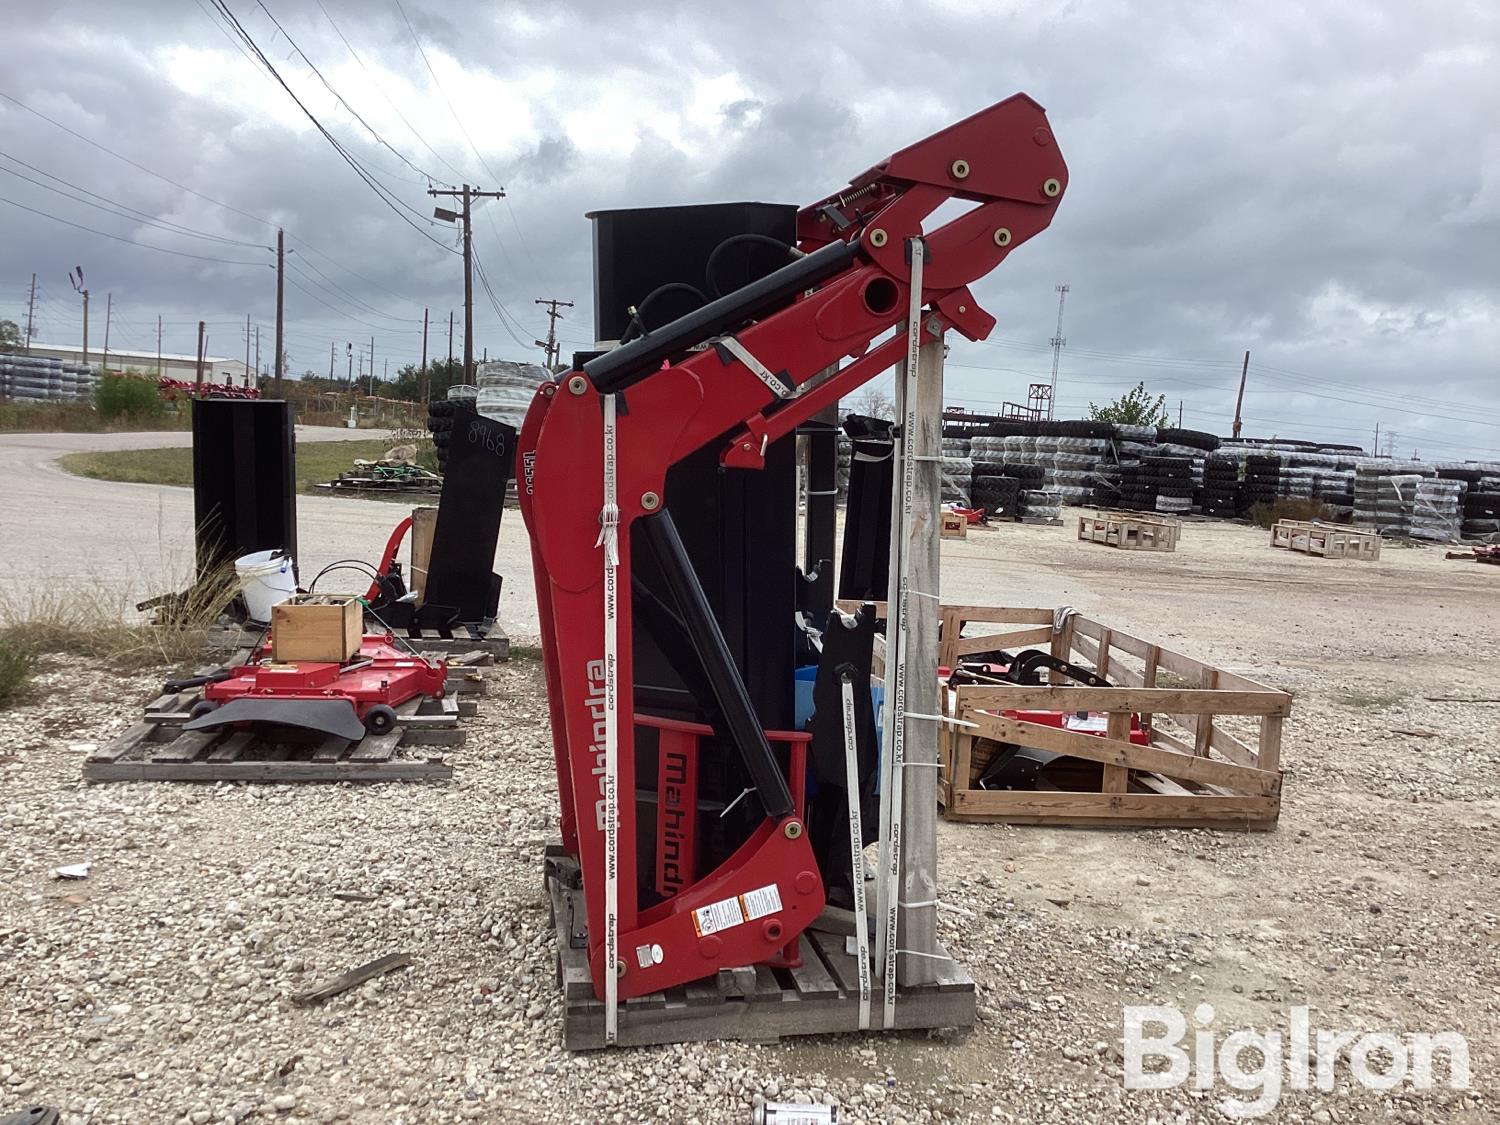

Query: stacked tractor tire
941,436,973,507
958,420,1218,521
426,394,476,473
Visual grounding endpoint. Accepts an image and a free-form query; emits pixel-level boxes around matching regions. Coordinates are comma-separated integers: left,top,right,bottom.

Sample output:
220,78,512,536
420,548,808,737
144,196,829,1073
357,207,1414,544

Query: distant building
22,342,253,386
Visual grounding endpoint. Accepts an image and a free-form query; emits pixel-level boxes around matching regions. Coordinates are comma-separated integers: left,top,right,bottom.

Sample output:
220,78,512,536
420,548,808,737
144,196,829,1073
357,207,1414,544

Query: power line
252,0,440,185
0,153,264,249
0,194,264,265
0,85,445,304
392,0,505,186
313,0,469,186
203,0,457,252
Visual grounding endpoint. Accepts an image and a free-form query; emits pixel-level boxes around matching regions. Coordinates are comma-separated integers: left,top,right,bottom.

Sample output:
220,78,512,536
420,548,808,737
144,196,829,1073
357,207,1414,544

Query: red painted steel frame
205,634,447,720
519,94,1067,1000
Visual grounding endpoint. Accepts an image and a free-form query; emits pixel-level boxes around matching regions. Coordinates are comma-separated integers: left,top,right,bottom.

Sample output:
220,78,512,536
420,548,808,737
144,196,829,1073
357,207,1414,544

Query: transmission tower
1048,283,1069,420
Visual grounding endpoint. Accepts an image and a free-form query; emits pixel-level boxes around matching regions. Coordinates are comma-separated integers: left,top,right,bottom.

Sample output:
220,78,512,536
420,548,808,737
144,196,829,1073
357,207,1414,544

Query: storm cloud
1,0,1495,457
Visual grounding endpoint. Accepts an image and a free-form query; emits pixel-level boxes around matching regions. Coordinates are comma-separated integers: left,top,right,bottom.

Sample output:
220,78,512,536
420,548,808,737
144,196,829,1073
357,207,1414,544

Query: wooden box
271,595,363,663
940,510,967,539
1270,519,1380,560
937,605,1288,829
1077,511,1180,552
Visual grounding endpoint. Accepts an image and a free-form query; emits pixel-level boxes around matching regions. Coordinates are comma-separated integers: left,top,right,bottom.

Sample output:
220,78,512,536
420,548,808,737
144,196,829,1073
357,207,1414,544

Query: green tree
1088,381,1169,426
95,373,163,420
0,318,20,352
387,359,465,402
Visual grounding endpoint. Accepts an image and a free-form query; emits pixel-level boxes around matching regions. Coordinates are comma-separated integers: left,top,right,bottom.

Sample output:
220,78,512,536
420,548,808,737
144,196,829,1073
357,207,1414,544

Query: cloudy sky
2,0,1496,459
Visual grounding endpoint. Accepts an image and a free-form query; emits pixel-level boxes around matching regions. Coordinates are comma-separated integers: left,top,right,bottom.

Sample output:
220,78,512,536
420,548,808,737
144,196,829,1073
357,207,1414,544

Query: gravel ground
2,513,1498,1123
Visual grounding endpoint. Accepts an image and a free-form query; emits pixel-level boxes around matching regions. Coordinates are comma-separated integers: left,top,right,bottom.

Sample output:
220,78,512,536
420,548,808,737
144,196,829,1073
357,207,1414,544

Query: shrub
95,374,163,421
0,650,35,706
1247,498,1333,530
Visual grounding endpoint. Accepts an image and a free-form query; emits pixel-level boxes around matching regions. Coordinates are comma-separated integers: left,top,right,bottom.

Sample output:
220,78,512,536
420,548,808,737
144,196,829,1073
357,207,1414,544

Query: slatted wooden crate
1077,511,1181,552
1271,519,1380,560
545,849,974,1049
937,605,1287,828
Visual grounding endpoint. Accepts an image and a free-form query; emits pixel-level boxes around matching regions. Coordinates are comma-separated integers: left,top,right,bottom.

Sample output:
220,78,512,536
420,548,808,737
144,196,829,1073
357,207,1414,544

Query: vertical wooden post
1194,668,1219,755
1049,612,1077,683
1140,644,1160,736
1103,711,1131,792
896,327,943,987
1258,714,1283,773
1095,628,1113,680
409,506,438,603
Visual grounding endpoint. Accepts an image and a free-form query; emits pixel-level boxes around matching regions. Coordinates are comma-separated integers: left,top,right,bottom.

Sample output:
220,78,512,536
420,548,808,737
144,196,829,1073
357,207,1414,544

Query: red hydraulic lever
518,94,1067,1001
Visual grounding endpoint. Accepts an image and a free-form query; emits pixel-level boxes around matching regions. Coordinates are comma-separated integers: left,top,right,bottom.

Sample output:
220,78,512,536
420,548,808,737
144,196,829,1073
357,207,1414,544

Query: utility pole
534,297,574,368
24,273,35,350
254,326,260,380
69,267,88,365
369,335,376,395
429,184,505,383
274,227,285,394
447,311,454,370
1373,421,1380,457
245,313,252,385
1178,400,1184,427
1231,349,1250,438
1047,283,1068,420
157,315,163,378
195,320,206,388
101,291,112,372
419,306,429,403
329,341,335,379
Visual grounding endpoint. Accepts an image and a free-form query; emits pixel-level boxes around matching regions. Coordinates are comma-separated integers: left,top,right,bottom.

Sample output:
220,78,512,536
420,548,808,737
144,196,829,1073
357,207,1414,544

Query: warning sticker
692,896,746,937
1064,712,1108,733
739,883,783,921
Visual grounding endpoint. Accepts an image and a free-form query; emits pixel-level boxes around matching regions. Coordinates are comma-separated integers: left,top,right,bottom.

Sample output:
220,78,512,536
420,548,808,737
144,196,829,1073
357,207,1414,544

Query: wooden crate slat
310,737,355,763
956,685,1290,717
950,788,1278,824
89,721,155,763
149,729,222,763
348,730,402,762
207,730,257,762
970,713,1281,797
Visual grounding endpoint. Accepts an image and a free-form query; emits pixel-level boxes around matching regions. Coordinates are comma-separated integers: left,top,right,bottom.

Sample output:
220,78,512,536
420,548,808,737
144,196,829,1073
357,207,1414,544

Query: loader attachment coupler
517,94,1067,1020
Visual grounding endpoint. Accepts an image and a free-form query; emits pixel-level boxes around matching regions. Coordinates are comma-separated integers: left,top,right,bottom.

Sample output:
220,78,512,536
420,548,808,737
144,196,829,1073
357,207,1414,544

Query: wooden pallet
1077,511,1181,551
1271,519,1380,560
546,850,974,1050
937,605,1286,829
83,667,485,783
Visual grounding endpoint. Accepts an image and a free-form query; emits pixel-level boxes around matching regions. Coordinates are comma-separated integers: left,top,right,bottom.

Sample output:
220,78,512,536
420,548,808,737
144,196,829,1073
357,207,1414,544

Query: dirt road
0,428,539,638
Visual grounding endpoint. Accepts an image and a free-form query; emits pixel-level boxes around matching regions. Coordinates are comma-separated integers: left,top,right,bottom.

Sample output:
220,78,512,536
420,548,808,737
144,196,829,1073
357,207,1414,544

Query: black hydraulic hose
704,233,801,298
618,282,709,345
584,238,859,395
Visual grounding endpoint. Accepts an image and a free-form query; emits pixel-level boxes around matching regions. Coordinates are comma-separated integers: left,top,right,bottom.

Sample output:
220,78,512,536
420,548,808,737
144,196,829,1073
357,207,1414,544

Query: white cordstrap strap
840,675,872,1031
876,233,925,1029
717,335,796,399
600,392,621,1045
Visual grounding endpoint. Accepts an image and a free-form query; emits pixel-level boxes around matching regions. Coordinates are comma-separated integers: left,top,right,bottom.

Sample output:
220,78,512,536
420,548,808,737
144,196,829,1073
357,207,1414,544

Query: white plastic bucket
235,549,297,623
